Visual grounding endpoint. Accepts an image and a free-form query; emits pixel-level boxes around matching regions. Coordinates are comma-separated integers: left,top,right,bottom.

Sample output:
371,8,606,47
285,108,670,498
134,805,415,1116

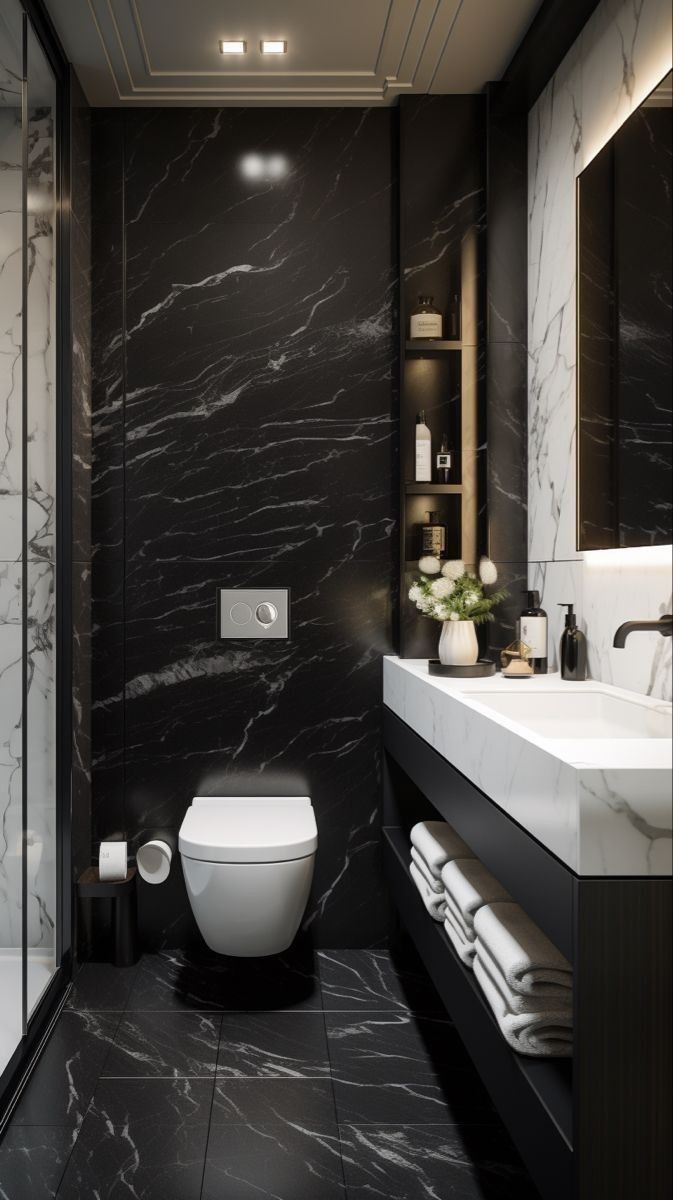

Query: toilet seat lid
179,799,317,863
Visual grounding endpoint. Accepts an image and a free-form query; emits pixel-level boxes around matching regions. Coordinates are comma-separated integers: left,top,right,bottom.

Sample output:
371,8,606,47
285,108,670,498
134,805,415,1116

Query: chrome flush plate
216,588,290,639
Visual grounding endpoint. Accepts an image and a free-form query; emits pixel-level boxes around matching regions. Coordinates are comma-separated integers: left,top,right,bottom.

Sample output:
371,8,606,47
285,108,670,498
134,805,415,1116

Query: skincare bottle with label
558,603,587,681
436,434,452,483
519,590,548,674
409,296,443,340
420,511,447,557
415,411,432,482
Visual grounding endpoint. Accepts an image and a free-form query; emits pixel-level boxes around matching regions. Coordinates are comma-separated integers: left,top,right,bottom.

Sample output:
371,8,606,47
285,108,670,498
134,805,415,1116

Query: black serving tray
428,659,496,678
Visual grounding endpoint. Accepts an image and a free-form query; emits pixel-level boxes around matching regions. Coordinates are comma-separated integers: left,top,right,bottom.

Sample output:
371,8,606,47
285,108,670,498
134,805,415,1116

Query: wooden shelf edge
405,340,462,353
404,483,463,494
383,825,574,1188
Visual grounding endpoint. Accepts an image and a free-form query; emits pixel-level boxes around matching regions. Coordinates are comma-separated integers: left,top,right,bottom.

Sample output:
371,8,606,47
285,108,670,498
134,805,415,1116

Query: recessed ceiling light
260,40,287,54
219,39,246,54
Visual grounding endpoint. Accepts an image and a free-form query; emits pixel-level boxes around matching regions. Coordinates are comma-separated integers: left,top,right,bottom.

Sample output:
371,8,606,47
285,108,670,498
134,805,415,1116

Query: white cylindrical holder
99,840,128,882
136,839,172,885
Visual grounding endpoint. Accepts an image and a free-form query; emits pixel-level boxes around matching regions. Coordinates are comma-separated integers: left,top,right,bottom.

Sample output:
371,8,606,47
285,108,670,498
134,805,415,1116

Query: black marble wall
484,85,529,650
91,108,397,949
70,70,92,910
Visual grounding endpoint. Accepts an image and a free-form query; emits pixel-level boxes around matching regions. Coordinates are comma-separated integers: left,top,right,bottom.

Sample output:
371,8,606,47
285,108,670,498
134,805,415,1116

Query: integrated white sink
383,659,673,877
466,689,671,740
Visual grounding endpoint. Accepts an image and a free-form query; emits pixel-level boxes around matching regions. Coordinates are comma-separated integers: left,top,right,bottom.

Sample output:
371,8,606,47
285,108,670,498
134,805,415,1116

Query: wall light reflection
239,152,289,184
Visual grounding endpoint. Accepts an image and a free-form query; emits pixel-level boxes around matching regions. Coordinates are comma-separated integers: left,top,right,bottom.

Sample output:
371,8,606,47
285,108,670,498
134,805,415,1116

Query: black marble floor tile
216,1013,330,1079
0,951,539,1200
103,1012,221,1078
339,1123,540,1199
66,963,139,1012
126,945,322,1012
326,1013,496,1125
211,1078,337,1125
318,950,442,1012
201,1120,346,1200
87,1076,214,1126
0,1126,77,1200
55,1107,209,1200
11,1012,120,1129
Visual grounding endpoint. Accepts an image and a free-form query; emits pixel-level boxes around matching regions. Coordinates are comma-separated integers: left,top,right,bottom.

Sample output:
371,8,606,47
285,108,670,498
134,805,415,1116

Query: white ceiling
45,0,543,106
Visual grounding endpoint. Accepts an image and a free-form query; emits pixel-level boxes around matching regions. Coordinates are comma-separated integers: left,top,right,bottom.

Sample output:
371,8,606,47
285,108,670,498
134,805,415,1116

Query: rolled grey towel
473,901,572,997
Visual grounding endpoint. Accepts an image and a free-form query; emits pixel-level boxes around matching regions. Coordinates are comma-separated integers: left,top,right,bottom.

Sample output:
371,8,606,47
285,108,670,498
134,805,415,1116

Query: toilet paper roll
99,841,128,882
136,839,172,885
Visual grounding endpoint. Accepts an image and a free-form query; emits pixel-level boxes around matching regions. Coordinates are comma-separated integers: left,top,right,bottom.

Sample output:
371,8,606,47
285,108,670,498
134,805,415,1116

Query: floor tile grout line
197,1066,217,1200
319,973,350,1195
48,1006,127,1198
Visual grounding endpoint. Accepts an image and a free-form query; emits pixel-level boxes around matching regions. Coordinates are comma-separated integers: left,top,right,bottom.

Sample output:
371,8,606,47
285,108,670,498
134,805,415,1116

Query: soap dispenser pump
558,604,587,681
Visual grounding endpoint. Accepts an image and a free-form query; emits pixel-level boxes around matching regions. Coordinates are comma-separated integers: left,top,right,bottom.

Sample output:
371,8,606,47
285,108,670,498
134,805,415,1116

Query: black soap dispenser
558,604,588,681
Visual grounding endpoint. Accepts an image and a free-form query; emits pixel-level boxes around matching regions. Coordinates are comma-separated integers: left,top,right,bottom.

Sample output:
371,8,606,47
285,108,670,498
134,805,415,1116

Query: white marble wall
528,0,673,700
0,105,57,951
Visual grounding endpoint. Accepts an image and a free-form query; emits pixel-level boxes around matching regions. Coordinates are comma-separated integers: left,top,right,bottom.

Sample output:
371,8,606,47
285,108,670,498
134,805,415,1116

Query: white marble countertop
383,657,672,877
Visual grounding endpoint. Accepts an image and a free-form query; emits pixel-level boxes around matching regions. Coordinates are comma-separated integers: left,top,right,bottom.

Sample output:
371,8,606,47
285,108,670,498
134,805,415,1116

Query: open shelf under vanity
382,705,672,1200
384,827,573,1151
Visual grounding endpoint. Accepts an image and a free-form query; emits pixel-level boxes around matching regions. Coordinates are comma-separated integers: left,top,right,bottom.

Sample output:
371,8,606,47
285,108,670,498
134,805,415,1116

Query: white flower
418,555,441,575
449,612,460,621
464,590,480,609
441,559,465,581
430,577,454,599
408,584,422,603
479,557,498,585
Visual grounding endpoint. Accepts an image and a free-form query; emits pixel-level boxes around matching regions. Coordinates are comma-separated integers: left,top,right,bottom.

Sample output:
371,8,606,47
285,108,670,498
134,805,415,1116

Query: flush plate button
217,589,289,639
255,602,278,627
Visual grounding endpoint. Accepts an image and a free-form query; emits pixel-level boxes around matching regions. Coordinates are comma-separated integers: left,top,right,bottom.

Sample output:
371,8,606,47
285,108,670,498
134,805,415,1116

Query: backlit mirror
577,70,672,550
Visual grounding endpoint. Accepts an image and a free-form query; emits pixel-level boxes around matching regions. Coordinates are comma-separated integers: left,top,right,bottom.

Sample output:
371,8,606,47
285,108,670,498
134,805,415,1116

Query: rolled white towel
410,846,444,894
475,940,572,1016
441,858,512,939
410,821,473,880
474,955,572,1057
409,861,447,922
473,902,572,997
443,911,476,967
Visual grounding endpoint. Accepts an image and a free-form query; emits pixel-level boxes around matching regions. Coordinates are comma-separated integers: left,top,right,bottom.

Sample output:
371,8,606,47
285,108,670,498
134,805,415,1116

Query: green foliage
408,570,508,624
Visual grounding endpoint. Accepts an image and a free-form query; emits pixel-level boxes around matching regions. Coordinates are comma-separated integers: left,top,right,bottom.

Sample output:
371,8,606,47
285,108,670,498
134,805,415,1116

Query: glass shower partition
0,0,26,1082
0,0,60,1086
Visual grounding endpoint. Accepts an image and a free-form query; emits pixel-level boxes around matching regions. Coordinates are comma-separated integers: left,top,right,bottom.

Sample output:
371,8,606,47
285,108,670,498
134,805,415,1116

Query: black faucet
613,614,673,647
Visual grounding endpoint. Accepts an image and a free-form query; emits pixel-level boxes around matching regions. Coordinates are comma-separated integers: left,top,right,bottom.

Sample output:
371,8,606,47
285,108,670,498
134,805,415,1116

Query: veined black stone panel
70,71,93,897
90,107,397,948
484,86,528,569
123,217,396,564
400,95,485,338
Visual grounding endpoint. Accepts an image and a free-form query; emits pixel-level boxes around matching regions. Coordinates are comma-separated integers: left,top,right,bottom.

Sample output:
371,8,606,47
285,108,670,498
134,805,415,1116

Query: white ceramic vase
438,620,479,666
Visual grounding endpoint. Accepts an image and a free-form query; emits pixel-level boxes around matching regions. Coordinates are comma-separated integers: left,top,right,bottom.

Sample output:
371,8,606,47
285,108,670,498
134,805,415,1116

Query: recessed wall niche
398,96,485,658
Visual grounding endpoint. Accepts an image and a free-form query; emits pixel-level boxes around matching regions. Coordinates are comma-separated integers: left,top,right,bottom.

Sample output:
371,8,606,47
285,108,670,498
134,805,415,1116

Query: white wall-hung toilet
178,797,317,957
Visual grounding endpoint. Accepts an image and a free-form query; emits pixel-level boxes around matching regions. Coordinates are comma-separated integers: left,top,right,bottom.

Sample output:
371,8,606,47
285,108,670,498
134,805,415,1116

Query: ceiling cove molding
84,0,463,104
